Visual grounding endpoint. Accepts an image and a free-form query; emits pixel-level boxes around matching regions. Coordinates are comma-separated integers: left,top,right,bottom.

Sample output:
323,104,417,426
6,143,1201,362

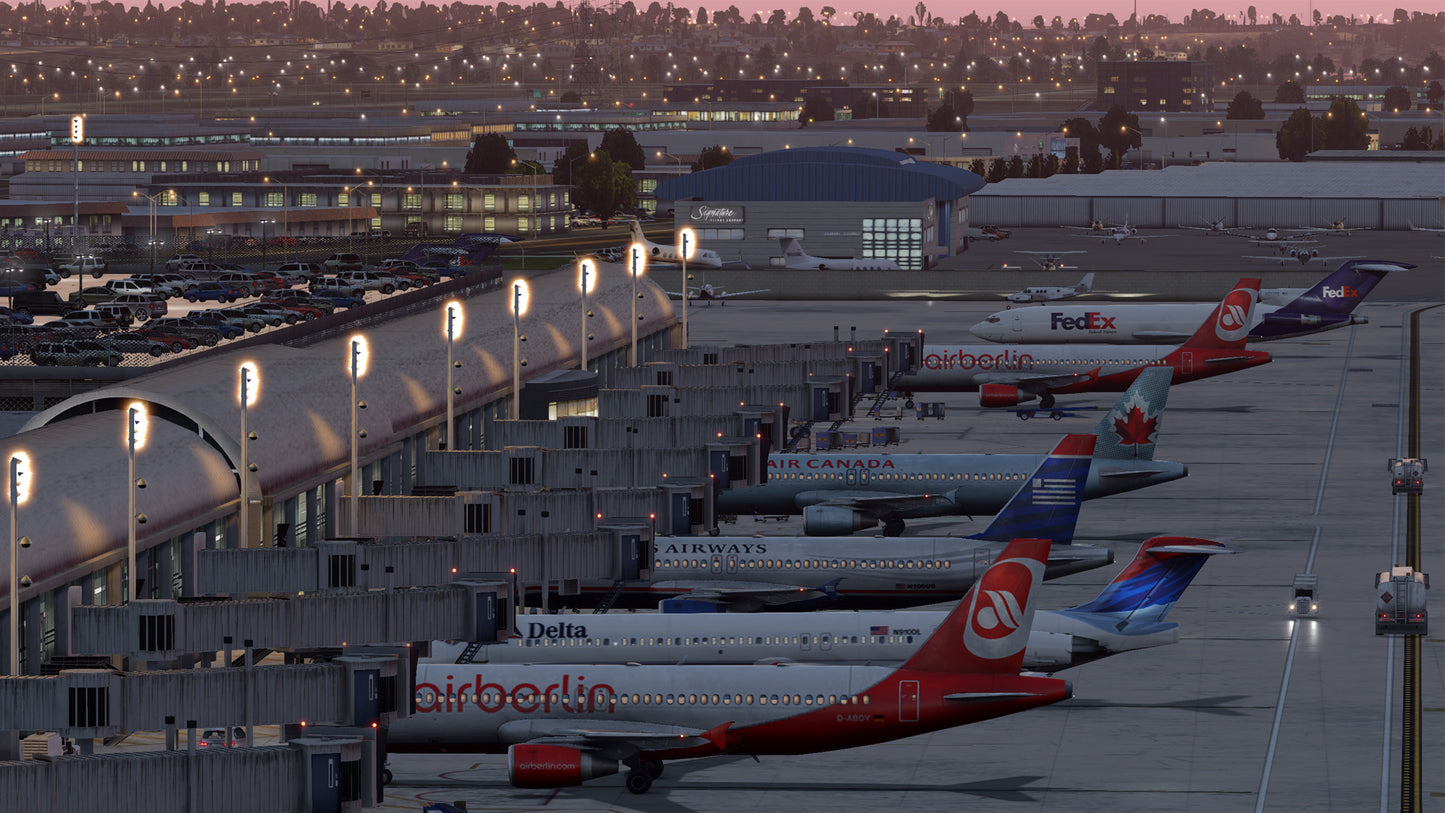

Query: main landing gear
883,519,906,537
626,761,664,794
1038,393,1056,409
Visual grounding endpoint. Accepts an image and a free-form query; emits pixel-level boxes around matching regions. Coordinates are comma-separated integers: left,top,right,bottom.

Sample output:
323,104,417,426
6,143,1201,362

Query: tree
1320,98,1369,150
925,104,961,132
598,127,645,171
1399,127,1434,150
946,88,975,119
1006,156,1024,178
967,158,987,177
692,145,734,172
1227,90,1265,119
1097,105,1141,168
464,133,515,173
800,94,835,126
1275,108,1317,161
1428,81,1444,109
985,158,1009,183
551,143,595,186
1382,85,1411,112
571,152,636,220
1247,5,1256,25
1060,116,1102,169
1275,80,1305,103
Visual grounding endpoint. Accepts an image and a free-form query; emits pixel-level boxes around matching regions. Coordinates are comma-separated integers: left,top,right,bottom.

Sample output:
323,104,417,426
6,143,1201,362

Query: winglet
901,538,1050,674
1179,278,1260,350
1065,536,1231,626
967,434,1094,543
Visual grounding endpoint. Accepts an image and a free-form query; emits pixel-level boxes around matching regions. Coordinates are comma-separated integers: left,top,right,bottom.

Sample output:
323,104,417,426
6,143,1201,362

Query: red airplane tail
901,538,1050,674
1178,278,1260,350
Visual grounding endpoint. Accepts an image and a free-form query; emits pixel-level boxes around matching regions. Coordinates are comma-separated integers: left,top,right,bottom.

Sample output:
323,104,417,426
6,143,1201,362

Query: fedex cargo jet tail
902,537,1050,674
1090,367,1171,462
1179,278,1260,350
1272,260,1412,319
1065,536,1232,628
967,434,1093,544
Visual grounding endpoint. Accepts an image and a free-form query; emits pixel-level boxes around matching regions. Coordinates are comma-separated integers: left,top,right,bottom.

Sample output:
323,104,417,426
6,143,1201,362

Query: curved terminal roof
655,146,987,202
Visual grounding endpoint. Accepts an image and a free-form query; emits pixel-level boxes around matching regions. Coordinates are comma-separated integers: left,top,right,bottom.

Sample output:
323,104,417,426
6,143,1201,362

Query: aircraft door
1010,310,1023,333
711,555,723,574
799,632,811,652
1180,352,1194,375
898,680,920,722
726,555,738,574
845,467,858,486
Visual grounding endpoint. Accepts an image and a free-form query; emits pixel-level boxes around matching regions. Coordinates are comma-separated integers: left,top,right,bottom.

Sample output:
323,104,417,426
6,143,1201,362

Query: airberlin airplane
899,278,1271,409
389,538,1069,795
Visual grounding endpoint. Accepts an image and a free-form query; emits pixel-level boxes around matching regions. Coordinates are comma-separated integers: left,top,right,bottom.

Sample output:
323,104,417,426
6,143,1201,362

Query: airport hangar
654,146,988,271
968,159,1445,229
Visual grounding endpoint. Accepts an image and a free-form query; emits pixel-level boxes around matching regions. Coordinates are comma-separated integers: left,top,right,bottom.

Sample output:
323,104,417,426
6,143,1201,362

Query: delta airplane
628,220,724,269
390,538,1071,795
1007,270,1093,302
1178,218,1238,235
432,537,1230,673
719,370,1183,536
779,238,902,270
553,434,1114,610
971,261,1410,345
899,278,1270,409
1241,246,1365,266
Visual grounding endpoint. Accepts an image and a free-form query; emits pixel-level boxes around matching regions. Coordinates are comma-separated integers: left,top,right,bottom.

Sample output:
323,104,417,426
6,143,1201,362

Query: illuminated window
299,193,317,207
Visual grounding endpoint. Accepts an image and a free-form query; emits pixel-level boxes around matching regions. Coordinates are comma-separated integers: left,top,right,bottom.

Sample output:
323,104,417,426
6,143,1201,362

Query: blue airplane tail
1065,536,1231,626
399,233,506,268
1091,367,1171,462
967,434,1093,544
1272,260,1412,318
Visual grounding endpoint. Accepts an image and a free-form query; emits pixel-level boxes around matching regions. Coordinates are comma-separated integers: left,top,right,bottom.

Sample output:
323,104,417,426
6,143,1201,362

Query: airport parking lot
383,294,1441,812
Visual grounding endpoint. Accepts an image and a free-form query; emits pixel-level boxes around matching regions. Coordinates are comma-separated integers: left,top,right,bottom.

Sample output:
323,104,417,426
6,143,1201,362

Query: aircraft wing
973,371,1094,390
816,493,957,516
710,288,771,298
649,580,837,609
502,719,731,755
1132,330,1193,341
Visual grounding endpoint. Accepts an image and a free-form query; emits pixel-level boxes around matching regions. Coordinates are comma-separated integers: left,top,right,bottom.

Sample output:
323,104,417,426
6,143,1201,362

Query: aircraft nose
968,321,994,340
1062,680,1074,700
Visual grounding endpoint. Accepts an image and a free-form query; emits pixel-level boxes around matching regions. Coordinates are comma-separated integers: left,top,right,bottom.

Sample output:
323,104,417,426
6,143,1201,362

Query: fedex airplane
433,537,1231,673
390,538,1071,795
779,238,902,270
719,369,1184,536
628,220,725,269
1007,270,1093,302
971,261,1410,345
552,434,1114,611
898,278,1270,409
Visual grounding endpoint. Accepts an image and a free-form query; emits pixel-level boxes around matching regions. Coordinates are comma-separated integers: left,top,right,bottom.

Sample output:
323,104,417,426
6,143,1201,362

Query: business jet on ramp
627,220,724,268
779,238,901,270
1007,271,1093,302
390,538,1071,795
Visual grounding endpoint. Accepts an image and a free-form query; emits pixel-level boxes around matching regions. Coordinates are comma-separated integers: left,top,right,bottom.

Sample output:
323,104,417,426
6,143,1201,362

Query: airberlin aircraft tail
1178,278,1260,350
901,537,1050,675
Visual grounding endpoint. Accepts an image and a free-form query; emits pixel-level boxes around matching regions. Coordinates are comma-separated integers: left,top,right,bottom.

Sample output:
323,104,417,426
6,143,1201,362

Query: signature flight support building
654,147,988,271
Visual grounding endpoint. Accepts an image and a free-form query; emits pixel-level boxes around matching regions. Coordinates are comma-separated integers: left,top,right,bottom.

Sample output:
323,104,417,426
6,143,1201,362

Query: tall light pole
259,219,275,270
510,281,529,417
578,259,594,370
70,115,82,257
628,243,646,366
442,302,463,450
511,159,540,241
676,227,695,349
132,189,174,274
238,363,258,548
125,404,146,604
8,453,30,675
347,336,369,536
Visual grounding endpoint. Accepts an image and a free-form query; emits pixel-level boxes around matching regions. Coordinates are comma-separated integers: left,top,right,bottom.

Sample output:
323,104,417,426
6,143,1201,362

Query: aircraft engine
1022,631,1077,671
803,505,879,535
1261,312,1323,327
507,743,619,788
979,384,1037,408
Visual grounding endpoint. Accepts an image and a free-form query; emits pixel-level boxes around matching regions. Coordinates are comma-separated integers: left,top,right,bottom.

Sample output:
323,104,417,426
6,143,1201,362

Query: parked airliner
433,537,1230,672
628,220,724,268
719,369,1183,536
390,538,1070,795
898,278,1270,409
779,238,902,270
552,434,1113,610
971,261,1409,344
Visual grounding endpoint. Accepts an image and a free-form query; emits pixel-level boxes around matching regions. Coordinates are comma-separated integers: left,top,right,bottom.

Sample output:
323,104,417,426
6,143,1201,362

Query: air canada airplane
553,434,1113,610
719,369,1184,536
432,537,1231,673
779,238,902,270
1007,270,1093,302
628,220,725,269
899,278,1270,409
971,261,1410,345
391,538,1071,795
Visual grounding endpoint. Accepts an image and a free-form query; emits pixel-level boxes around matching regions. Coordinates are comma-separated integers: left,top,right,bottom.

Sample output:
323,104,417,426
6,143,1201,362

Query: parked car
203,308,266,333
136,322,205,352
129,273,190,299
266,236,297,247
67,285,124,306
307,280,367,309
274,261,325,282
57,309,132,329
165,254,204,272
184,313,246,340
0,306,34,324
229,236,259,248
198,726,246,748
183,282,245,303
323,253,365,273
29,339,123,367
175,261,229,279
242,270,289,291
262,292,335,316
96,294,167,322
102,331,180,358
146,318,222,347
57,256,107,278
11,290,79,317
334,270,402,294
238,302,299,326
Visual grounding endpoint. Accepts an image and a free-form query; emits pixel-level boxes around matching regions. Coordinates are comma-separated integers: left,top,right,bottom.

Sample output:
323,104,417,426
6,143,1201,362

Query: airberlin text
923,349,1034,371
416,673,616,715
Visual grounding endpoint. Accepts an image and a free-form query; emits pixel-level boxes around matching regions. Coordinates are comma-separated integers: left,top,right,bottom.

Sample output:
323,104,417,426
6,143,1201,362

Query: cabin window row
772,472,1023,481
418,690,873,708
522,634,916,647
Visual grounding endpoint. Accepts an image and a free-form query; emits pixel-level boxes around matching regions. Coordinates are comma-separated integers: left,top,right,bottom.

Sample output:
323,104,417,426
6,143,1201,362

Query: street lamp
70,115,82,258
125,403,147,604
237,362,259,548
132,189,175,274
263,176,290,262
8,452,30,675
510,280,529,417
442,301,463,450
655,150,684,172
628,242,646,366
577,259,595,370
676,227,696,349
259,219,275,270
347,335,370,536
510,159,541,241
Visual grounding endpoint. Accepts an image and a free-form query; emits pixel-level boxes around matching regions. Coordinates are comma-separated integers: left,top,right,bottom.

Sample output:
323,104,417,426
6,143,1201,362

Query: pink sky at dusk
777,2,1415,25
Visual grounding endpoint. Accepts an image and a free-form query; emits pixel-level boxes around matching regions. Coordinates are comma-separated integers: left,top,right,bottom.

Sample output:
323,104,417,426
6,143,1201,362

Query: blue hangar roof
654,146,986,203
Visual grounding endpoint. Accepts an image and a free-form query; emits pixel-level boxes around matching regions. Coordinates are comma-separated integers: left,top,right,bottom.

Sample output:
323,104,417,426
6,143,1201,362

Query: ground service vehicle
198,727,247,748
1289,574,1319,617
1388,457,1426,494
1375,567,1429,635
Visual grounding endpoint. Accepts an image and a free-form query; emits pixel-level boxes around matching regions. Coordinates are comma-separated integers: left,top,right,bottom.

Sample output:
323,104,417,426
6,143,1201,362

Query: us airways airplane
391,538,1070,795
719,370,1183,536
899,278,1269,409
1007,270,1093,302
433,537,1229,672
628,220,725,269
779,238,902,270
970,261,1409,345
553,434,1113,610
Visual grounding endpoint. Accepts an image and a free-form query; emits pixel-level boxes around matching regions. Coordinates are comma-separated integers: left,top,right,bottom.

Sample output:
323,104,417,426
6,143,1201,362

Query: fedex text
1051,312,1117,331
1322,285,1358,299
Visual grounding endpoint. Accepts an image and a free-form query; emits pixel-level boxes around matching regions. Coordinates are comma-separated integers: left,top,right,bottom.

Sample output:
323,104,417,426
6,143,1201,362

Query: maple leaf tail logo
1112,405,1159,447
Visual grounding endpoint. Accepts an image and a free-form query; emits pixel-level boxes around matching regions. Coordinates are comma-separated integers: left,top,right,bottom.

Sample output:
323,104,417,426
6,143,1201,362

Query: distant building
1097,60,1213,112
